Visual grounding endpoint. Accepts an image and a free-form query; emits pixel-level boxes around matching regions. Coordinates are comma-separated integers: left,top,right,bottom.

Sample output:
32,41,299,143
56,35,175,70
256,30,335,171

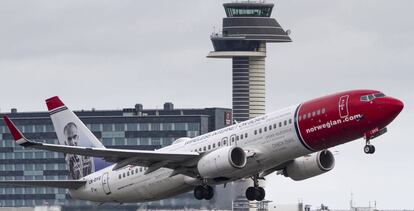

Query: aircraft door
339,95,349,118
102,172,111,195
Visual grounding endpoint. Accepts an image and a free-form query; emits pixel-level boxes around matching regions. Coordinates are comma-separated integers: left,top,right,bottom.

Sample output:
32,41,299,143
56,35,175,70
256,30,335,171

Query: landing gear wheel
193,185,214,200
194,186,205,200
369,145,375,154
245,187,266,201
256,187,265,201
204,185,214,200
245,187,256,201
364,145,375,154
246,174,266,201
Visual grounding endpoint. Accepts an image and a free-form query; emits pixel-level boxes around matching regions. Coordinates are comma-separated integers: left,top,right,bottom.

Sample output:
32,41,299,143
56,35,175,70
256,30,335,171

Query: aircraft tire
369,145,375,154
194,186,205,200
246,187,256,201
364,145,375,154
256,187,265,201
204,186,214,200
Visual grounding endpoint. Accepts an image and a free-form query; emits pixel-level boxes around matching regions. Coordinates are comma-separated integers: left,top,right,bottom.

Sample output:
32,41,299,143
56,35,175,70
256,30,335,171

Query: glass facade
0,105,231,210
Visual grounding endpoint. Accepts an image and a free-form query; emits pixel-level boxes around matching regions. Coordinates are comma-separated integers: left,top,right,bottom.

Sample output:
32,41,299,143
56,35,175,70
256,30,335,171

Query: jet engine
283,150,335,181
197,146,247,178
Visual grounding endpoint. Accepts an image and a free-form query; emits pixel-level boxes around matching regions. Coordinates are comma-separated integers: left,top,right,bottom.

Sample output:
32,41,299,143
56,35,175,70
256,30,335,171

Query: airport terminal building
0,103,231,210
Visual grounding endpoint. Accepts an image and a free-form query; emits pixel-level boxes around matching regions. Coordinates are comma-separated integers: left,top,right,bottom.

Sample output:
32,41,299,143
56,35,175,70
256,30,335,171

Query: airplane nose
387,97,404,114
384,97,404,117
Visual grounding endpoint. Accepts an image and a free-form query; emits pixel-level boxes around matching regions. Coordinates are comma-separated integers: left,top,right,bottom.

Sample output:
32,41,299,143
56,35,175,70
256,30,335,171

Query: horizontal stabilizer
0,180,86,189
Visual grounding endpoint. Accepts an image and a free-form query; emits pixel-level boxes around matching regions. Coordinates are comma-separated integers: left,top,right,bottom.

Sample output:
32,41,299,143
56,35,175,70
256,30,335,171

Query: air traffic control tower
208,1,291,122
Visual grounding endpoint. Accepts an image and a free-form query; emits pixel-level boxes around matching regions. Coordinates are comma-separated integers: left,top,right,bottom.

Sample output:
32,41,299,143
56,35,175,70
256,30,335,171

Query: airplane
1,89,403,203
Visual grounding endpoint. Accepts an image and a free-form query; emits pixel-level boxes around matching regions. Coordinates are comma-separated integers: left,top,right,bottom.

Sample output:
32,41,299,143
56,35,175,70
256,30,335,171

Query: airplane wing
3,116,200,173
0,180,86,189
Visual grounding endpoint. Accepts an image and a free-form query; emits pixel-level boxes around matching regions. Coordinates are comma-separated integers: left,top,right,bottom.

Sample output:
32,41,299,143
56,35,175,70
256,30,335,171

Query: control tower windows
225,7,272,17
212,39,261,52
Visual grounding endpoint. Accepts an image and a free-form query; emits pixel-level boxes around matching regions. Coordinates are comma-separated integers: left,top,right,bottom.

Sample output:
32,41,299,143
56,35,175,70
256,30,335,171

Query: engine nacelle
283,150,335,181
197,146,247,178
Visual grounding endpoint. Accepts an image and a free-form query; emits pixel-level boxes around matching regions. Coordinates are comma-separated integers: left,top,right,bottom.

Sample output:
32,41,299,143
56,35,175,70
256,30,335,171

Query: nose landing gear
364,139,375,154
363,127,387,154
245,175,266,201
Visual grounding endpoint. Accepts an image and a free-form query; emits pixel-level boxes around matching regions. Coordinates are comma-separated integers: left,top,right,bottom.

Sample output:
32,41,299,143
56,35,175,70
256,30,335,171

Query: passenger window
240,135,243,140
119,174,121,179
231,137,235,142
284,120,287,126
303,114,307,120
322,108,326,114
236,136,239,141
307,113,311,118
218,142,221,147
298,116,302,121
259,128,262,133
127,172,130,176
279,122,282,127
269,125,272,130
135,169,138,173
264,127,267,132
317,110,321,115
213,143,216,148
245,133,248,138
312,111,316,117
199,148,202,151
208,145,211,150
254,130,257,135
273,124,277,129
203,146,206,151
123,173,126,177
223,140,227,145
289,119,292,124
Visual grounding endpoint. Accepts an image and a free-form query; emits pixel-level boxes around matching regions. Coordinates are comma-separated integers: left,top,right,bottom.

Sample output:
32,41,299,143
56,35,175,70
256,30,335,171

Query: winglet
45,96,65,111
3,116,28,145
3,116,23,140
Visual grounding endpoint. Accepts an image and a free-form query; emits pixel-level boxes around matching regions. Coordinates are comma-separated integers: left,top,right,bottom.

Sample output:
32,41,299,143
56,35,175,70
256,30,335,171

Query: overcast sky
0,0,413,209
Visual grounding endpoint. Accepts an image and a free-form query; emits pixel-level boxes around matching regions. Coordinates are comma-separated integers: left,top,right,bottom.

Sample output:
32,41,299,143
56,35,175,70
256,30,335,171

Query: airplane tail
46,96,109,179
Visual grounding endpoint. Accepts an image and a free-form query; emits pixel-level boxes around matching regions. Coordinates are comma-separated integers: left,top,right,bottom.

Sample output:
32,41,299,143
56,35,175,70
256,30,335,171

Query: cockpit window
360,95,368,101
360,92,386,102
368,95,375,101
374,93,386,98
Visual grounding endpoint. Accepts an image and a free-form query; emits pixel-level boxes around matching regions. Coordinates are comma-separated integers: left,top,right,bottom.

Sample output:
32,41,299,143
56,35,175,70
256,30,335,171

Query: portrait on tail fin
63,122,93,179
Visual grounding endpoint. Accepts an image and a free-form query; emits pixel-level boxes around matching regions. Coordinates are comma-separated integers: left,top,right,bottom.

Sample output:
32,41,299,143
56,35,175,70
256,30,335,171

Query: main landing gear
245,175,265,201
364,139,375,154
194,185,214,200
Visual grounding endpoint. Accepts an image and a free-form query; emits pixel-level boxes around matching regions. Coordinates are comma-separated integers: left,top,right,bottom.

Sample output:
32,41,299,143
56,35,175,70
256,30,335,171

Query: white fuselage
69,104,312,203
